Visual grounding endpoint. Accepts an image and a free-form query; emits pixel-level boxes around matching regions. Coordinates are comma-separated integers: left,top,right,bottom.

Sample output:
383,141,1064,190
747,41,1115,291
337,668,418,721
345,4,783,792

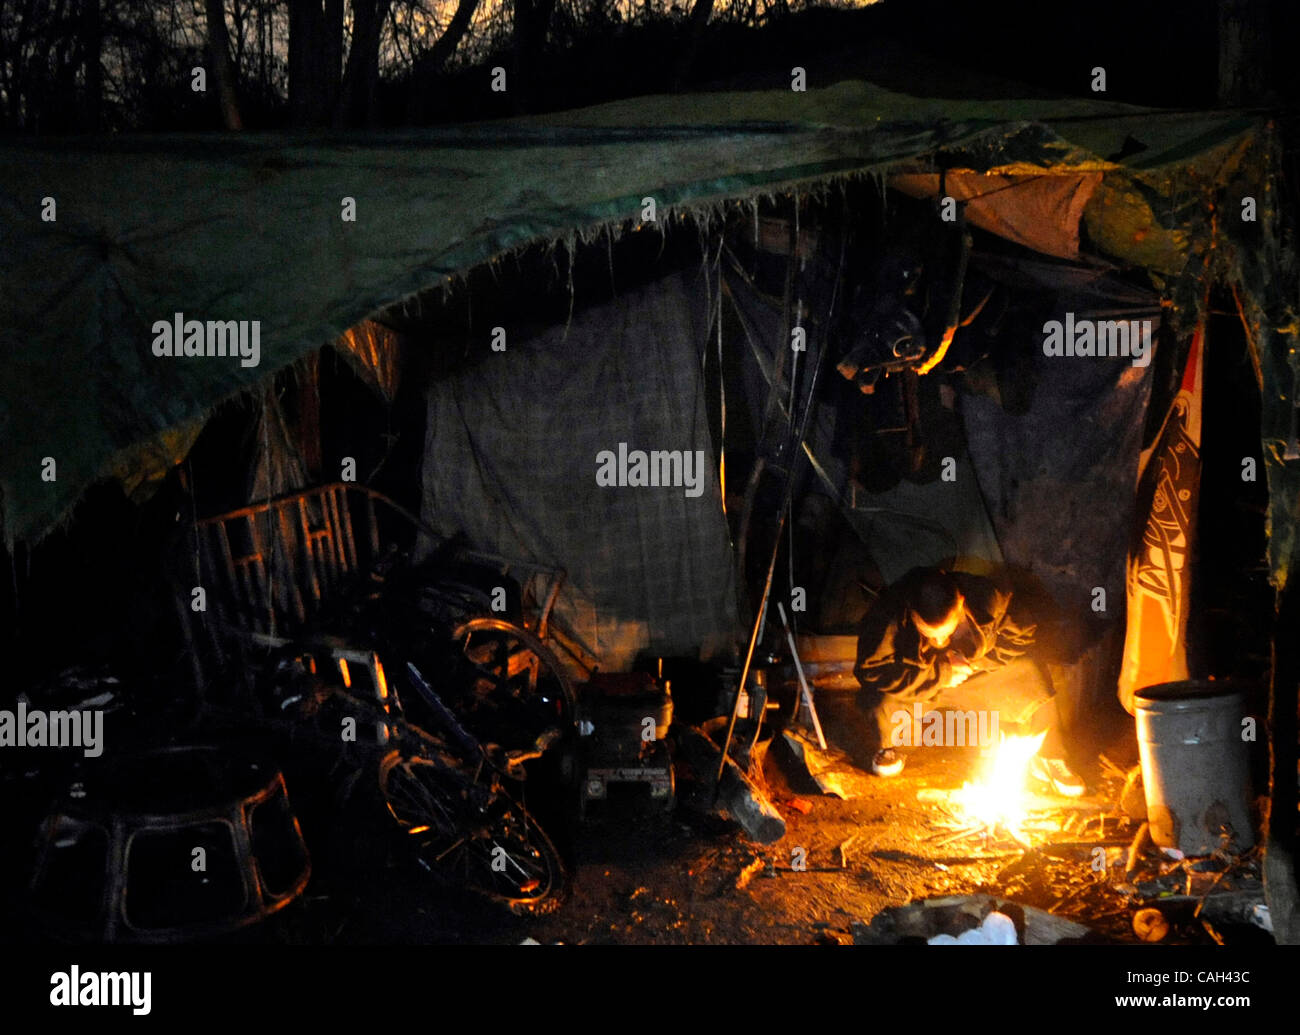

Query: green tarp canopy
1,80,1296,580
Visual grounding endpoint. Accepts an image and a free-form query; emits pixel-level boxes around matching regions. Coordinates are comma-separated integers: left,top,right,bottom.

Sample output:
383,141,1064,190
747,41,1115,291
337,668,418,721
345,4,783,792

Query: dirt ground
524,739,1135,946
311,693,1212,947
8,684,1259,948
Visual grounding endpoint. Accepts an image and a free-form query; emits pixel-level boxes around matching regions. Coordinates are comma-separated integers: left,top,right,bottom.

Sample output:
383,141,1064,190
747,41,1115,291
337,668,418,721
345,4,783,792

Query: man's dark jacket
854,568,1036,700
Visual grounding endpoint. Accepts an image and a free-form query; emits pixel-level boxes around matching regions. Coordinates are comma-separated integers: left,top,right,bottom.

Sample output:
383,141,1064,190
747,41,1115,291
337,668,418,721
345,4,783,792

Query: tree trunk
337,0,390,127
404,0,481,122
672,0,715,91
287,0,317,126
288,0,343,127
205,0,243,129
1218,0,1272,106
512,0,556,114
257,0,267,91
81,0,103,131
322,0,344,117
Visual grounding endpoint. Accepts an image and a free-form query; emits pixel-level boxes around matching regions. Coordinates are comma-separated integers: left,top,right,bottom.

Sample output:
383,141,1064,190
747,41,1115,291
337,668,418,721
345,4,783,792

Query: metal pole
713,218,847,795
778,600,825,749
714,305,831,791
714,515,784,793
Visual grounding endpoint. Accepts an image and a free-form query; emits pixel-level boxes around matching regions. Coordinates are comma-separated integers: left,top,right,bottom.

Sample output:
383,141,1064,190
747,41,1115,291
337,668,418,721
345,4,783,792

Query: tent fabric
0,79,1275,551
838,455,1005,585
416,269,736,671
961,259,1162,591
889,172,1103,259
720,259,1005,584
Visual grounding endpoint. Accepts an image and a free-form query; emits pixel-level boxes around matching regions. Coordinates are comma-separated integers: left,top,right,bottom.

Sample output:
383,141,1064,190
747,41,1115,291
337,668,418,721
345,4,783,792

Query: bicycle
259,638,568,916
338,550,581,773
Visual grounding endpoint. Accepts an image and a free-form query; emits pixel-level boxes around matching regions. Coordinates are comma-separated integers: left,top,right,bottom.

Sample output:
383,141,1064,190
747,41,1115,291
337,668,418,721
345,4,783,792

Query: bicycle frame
255,638,569,913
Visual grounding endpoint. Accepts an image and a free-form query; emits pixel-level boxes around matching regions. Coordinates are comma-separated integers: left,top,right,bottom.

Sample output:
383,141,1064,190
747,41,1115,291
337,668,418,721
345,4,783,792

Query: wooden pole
1264,564,1300,943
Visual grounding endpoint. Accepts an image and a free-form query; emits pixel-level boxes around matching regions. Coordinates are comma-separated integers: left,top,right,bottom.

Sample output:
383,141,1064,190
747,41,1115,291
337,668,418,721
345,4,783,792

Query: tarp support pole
1265,557,1300,944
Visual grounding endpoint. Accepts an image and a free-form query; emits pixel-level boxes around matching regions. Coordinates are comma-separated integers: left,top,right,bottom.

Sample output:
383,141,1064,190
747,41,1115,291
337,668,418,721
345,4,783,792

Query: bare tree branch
404,0,480,121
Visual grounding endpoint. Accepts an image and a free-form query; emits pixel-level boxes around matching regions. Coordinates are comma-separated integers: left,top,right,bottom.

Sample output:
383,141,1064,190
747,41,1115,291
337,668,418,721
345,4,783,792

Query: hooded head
909,570,964,649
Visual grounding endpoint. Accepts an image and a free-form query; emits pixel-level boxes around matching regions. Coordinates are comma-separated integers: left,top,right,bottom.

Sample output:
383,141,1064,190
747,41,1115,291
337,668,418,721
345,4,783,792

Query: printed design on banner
1137,399,1199,635
1118,325,1204,713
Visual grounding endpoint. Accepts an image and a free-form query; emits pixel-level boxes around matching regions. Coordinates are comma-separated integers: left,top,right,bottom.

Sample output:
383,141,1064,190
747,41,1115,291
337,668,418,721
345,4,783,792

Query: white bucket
1134,680,1254,855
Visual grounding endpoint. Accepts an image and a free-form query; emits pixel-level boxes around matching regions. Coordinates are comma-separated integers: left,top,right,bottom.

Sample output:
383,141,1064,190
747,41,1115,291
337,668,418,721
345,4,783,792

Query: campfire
917,731,1084,851
951,732,1047,842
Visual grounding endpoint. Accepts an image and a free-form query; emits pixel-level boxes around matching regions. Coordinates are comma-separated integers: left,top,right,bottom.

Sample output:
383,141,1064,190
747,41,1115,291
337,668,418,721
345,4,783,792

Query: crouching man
853,566,1084,796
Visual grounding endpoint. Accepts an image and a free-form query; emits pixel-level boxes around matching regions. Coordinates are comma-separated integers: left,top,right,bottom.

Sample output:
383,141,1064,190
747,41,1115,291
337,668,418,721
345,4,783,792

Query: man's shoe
872,748,905,778
1030,756,1086,798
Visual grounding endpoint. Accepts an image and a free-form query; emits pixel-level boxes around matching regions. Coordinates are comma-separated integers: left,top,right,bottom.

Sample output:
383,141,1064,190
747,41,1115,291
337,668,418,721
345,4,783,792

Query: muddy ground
300,695,1261,947
4,687,1266,948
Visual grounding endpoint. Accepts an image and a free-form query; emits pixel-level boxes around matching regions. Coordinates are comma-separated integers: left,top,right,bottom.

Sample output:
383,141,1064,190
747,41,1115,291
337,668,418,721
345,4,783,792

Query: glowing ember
951,731,1047,839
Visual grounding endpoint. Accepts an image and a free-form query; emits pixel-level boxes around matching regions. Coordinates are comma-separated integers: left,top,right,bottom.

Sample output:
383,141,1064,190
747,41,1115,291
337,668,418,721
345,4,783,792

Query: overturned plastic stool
28,743,310,943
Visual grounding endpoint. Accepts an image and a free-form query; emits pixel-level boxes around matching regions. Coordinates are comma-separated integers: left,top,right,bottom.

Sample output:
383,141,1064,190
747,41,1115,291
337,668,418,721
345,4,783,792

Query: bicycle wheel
446,617,577,750
378,751,567,916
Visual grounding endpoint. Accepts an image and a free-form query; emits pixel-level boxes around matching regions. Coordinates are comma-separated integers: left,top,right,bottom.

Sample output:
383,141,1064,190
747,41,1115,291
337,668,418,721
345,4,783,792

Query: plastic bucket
1134,681,1254,855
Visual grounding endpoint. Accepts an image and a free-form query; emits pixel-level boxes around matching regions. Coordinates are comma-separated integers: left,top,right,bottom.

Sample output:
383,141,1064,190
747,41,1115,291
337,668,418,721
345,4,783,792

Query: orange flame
951,731,1046,839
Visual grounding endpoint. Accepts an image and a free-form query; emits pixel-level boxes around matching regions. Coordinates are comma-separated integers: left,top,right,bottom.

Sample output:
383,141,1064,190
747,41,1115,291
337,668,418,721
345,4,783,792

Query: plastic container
1134,681,1254,855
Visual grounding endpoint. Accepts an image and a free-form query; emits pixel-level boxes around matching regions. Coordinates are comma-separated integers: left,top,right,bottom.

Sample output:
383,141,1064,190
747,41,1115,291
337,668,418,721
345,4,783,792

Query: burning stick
915,734,1066,851
931,826,987,848
949,731,1047,843
1098,754,1129,782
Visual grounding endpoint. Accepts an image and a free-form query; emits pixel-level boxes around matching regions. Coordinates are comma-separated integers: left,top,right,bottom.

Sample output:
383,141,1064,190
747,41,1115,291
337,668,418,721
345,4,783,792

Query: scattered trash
777,730,870,799
1251,904,1273,933
928,910,1018,945
1132,908,1169,942
735,856,765,890
1125,821,1154,880
676,725,786,843
856,894,1092,946
1120,765,1147,821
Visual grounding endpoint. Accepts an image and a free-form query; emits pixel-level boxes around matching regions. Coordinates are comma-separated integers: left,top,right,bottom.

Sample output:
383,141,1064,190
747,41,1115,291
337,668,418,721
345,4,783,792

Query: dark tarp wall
958,254,1165,729
0,82,1283,557
416,269,737,671
960,253,1163,614
722,255,1005,589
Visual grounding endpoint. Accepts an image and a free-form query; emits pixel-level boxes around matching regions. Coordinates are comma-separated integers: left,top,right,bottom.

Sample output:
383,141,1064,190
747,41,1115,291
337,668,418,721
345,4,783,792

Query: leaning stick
778,601,825,749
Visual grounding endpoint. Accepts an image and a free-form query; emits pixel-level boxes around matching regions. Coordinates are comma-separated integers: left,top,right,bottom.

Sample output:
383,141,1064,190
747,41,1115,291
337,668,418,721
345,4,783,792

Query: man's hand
946,654,975,688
